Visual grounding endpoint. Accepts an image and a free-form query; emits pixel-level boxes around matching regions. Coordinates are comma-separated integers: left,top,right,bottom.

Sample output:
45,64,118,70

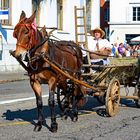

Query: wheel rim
135,89,140,108
56,88,66,112
106,78,120,117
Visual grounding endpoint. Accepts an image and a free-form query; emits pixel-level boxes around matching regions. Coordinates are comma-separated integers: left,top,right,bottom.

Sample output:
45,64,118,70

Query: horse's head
40,25,49,38
13,10,37,60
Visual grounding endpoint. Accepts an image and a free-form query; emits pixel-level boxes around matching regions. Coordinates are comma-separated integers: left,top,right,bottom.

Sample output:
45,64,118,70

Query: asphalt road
0,80,140,140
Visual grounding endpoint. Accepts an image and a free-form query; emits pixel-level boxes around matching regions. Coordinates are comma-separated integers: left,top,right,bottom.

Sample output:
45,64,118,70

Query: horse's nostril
9,50,16,56
19,54,22,59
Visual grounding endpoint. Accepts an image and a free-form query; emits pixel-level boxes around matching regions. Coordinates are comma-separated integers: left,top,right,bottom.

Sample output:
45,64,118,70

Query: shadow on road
2,96,105,122
2,105,61,131
2,96,138,130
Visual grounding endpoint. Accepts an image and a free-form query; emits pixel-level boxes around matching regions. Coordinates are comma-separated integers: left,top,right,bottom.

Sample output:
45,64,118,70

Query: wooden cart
56,57,140,117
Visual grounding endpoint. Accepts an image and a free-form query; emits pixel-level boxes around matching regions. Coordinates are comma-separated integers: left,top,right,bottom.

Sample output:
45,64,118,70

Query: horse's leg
60,91,71,120
70,85,81,122
30,77,45,131
71,95,78,122
48,77,58,132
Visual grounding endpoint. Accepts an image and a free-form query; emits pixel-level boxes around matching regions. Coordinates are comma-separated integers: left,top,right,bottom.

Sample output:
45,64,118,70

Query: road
0,80,140,140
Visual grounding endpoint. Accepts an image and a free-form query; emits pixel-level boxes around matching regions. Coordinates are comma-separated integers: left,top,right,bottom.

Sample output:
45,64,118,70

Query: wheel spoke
60,97,65,103
106,78,120,117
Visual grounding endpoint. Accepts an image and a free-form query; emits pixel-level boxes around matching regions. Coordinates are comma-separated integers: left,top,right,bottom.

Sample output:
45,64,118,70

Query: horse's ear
27,10,36,23
40,25,48,38
42,25,46,30
19,11,26,21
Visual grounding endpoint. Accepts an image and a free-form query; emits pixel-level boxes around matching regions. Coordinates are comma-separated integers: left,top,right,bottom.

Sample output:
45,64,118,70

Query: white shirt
88,38,112,52
88,38,112,63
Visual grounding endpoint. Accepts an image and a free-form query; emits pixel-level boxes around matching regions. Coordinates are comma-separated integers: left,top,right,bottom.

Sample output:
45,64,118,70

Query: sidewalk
0,71,29,84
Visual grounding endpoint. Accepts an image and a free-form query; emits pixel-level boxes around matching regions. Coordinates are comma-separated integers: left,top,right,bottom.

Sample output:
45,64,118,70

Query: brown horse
12,11,83,132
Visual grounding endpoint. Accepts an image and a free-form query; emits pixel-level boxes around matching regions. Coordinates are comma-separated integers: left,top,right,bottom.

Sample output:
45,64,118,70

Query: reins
28,50,82,74
79,46,112,58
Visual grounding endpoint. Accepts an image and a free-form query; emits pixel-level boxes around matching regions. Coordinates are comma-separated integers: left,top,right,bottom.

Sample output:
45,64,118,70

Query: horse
12,10,84,132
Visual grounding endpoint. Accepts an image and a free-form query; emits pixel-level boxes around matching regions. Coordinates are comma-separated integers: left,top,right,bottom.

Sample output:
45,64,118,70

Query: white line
0,94,49,105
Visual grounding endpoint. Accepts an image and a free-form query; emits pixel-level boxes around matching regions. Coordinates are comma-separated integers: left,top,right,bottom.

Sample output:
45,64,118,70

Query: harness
13,20,82,75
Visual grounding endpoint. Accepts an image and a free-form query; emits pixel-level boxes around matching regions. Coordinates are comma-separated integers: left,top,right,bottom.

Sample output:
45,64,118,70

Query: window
126,34,140,44
133,7,140,21
0,0,11,25
57,0,63,30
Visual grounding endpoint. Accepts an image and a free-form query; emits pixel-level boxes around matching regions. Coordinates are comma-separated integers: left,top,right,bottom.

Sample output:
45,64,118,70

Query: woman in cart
89,27,112,69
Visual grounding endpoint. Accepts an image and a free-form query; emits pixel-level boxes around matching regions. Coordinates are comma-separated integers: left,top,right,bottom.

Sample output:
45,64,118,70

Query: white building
0,0,100,71
109,0,140,45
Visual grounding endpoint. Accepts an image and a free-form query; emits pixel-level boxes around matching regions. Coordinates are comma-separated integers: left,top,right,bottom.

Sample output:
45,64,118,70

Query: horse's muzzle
10,50,28,62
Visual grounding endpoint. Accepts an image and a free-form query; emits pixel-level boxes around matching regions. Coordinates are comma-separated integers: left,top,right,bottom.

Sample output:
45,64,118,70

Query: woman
89,27,112,67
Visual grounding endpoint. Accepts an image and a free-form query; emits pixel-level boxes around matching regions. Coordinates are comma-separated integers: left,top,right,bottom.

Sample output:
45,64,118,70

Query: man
89,27,112,66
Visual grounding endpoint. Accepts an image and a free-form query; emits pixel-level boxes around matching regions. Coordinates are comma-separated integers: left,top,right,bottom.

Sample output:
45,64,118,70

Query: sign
0,9,9,20
0,23,7,41
0,35,2,50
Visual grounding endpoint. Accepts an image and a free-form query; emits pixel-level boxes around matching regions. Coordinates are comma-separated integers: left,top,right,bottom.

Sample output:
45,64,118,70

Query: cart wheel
56,88,66,112
136,57,140,108
135,99,140,108
56,88,73,112
106,78,120,117
134,76,140,108
135,86,140,108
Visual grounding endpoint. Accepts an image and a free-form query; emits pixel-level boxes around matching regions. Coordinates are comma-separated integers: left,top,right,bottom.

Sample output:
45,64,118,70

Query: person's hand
100,47,106,51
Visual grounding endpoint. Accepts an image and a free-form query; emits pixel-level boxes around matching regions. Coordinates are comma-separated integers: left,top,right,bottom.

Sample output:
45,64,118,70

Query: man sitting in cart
89,27,112,70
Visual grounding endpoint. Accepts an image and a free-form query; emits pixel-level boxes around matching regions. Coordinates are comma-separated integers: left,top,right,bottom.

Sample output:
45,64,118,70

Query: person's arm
99,39,112,55
90,49,110,59
90,51,103,59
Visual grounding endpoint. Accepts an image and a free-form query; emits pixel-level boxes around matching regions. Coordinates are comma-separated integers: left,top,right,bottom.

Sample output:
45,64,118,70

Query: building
109,0,140,45
100,0,110,39
0,0,100,71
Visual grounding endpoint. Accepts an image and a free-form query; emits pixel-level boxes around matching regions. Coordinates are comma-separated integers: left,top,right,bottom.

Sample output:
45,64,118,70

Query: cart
55,56,140,117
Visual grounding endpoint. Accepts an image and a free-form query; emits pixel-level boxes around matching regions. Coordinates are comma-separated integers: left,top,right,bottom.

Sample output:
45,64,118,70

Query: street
0,80,140,140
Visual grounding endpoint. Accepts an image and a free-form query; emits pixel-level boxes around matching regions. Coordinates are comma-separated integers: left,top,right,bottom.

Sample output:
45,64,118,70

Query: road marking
0,121,31,127
0,94,49,105
79,111,96,116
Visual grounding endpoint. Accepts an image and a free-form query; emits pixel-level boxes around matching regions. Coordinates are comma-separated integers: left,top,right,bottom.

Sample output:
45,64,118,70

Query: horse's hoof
61,114,68,120
50,122,58,133
42,119,46,125
33,120,45,132
34,125,42,132
71,112,78,122
72,116,78,122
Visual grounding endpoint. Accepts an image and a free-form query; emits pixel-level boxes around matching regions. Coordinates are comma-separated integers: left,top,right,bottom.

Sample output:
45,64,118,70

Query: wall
0,0,32,72
110,0,129,23
109,0,140,44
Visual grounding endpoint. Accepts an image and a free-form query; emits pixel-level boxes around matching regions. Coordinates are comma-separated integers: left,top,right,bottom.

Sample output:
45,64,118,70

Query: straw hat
90,27,105,38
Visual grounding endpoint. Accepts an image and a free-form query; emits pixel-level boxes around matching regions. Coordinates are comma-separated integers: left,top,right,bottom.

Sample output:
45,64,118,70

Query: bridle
13,20,37,51
16,42,30,50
